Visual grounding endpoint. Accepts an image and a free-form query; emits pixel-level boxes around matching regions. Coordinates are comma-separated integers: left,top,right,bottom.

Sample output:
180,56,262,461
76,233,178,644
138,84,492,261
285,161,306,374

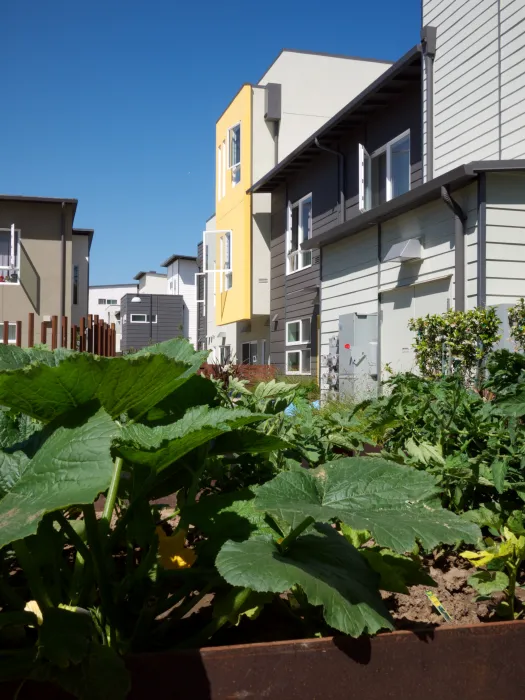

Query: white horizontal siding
424,0,525,174
485,172,525,306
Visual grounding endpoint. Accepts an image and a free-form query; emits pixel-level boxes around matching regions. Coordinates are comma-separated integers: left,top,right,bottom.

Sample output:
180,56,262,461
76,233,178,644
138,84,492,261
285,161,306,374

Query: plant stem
12,540,53,611
82,505,117,645
279,516,315,552
102,456,124,523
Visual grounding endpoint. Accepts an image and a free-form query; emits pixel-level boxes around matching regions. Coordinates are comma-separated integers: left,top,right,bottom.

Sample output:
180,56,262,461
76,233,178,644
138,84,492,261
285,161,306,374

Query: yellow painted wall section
215,85,252,325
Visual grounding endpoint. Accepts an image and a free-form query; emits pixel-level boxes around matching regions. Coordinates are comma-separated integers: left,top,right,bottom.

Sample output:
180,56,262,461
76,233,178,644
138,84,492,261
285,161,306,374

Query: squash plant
0,341,480,698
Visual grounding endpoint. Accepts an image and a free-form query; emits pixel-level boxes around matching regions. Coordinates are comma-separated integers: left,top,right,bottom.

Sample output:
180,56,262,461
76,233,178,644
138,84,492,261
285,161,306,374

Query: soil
383,551,497,630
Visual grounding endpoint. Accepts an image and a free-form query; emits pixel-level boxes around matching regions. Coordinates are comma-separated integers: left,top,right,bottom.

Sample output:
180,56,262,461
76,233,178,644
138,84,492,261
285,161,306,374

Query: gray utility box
338,312,378,399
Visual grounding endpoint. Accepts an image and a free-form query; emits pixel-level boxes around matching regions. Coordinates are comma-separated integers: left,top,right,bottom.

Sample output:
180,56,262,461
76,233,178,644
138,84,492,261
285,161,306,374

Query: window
359,131,410,212
286,348,311,375
287,194,312,274
98,298,107,305
130,314,157,323
0,226,20,284
73,265,79,305
221,231,232,291
228,123,241,185
107,299,118,305
286,318,311,345
242,341,258,365
219,345,231,364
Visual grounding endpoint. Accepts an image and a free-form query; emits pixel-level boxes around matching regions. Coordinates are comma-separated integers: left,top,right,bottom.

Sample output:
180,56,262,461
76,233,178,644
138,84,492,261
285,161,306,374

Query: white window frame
220,232,233,291
286,318,311,346
228,122,241,186
286,193,313,275
286,348,311,376
130,314,158,323
195,271,207,318
107,299,118,305
0,322,17,344
219,344,231,364
359,130,411,212
0,226,21,285
98,298,107,305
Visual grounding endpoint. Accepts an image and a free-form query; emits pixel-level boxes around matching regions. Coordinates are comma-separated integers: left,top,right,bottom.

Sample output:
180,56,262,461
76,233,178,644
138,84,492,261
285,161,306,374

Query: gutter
441,186,468,312
59,202,67,347
314,138,345,224
421,26,437,181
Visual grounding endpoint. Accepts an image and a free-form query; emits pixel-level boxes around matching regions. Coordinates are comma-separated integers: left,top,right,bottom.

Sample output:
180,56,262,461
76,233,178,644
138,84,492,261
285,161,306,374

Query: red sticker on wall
344,343,351,350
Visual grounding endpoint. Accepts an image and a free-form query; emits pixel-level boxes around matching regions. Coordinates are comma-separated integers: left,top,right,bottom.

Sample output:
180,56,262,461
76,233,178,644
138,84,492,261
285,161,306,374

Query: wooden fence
2,313,116,357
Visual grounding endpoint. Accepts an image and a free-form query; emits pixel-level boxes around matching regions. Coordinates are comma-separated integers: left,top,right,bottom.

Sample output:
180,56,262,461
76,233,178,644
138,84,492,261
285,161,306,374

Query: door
380,277,451,375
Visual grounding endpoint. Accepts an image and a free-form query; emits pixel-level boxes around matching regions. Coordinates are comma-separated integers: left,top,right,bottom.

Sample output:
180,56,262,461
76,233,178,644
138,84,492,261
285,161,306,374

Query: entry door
380,278,451,375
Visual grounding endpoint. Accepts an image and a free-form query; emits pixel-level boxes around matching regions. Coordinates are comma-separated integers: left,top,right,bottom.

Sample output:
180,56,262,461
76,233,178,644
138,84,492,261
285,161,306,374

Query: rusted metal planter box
8,621,525,699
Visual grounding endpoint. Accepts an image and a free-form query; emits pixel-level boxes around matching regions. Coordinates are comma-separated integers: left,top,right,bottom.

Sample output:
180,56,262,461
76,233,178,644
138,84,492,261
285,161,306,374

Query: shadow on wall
20,243,40,314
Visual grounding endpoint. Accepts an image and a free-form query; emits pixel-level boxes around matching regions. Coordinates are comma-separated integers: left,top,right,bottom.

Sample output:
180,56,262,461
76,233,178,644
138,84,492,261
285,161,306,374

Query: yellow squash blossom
156,526,196,570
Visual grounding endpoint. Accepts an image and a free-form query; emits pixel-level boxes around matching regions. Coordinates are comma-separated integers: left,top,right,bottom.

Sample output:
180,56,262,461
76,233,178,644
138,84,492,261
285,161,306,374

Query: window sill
285,263,312,277
286,371,312,376
286,341,311,347
0,281,20,286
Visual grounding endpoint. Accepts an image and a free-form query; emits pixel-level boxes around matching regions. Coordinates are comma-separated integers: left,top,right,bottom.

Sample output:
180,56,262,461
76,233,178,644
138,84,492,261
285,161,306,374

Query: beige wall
0,200,75,345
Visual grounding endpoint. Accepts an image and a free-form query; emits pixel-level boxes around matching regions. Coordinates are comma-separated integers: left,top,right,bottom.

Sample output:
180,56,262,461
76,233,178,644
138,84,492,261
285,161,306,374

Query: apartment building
0,195,92,345
247,0,525,396
202,49,392,364
88,283,137,353
161,253,198,346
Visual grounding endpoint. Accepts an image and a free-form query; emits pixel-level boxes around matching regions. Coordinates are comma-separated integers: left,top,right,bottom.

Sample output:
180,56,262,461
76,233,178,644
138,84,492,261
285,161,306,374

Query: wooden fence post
3,321,9,346
79,317,86,353
16,321,22,347
62,317,68,349
41,322,47,346
94,315,99,355
111,323,116,357
99,320,105,356
71,325,78,351
87,315,93,353
28,313,34,348
51,316,58,350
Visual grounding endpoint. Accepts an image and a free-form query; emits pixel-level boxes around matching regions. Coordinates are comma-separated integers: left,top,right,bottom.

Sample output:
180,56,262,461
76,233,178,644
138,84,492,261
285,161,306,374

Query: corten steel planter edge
6,621,525,700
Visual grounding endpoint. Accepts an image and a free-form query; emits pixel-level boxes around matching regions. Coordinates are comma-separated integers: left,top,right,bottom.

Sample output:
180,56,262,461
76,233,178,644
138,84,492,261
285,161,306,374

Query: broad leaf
0,411,42,451
468,571,509,596
360,548,436,594
216,523,393,637
130,337,208,364
0,344,74,371
116,406,267,471
491,460,508,494
38,607,93,667
0,450,29,497
0,405,117,548
495,389,525,417
210,429,293,455
254,458,481,553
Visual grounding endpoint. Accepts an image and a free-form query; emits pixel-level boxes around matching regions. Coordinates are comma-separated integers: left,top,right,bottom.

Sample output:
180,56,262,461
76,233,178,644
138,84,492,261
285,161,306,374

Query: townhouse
249,0,525,397
201,49,393,364
160,253,198,348
89,283,137,353
0,195,92,345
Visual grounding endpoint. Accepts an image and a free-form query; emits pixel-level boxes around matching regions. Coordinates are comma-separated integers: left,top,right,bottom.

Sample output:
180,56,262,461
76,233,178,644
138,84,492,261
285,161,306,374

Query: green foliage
508,298,525,352
408,306,501,380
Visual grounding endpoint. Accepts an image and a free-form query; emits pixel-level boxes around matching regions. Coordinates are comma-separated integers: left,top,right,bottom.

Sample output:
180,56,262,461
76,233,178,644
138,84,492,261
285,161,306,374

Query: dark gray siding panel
121,294,184,352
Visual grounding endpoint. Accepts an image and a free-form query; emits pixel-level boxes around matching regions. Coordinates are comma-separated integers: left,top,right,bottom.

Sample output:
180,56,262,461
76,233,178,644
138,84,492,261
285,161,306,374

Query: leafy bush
508,298,525,352
408,306,501,380
0,340,480,697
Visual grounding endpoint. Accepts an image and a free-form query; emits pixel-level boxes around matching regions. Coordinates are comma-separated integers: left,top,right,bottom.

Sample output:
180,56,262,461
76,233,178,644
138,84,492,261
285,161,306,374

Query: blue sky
3,0,421,285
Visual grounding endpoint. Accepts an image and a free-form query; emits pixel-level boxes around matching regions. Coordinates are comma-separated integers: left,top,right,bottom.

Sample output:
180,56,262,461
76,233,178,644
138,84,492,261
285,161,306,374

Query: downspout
59,202,67,347
314,139,345,224
421,26,437,182
441,186,468,312
377,223,382,396
477,173,487,308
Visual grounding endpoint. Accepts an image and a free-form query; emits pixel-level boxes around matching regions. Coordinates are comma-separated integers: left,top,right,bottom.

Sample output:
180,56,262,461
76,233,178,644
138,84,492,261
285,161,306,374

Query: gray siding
121,293,184,353
269,81,422,376
196,242,206,348
423,0,525,174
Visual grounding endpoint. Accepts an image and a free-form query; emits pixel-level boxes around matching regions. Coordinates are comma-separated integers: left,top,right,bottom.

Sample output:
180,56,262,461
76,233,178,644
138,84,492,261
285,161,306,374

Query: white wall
486,171,525,306
258,51,391,163
88,284,137,353
138,274,167,295
423,0,525,175
320,183,478,389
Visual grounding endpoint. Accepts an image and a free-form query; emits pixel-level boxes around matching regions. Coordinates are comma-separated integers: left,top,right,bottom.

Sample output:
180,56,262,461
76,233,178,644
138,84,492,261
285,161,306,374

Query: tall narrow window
0,226,20,283
73,265,79,305
359,132,410,211
228,123,241,185
217,145,222,201
287,194,312,274
224,231,232,290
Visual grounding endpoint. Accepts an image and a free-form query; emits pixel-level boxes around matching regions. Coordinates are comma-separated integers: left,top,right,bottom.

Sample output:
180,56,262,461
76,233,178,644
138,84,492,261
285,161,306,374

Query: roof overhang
303,160,525,251
73,228,94,251
0,194,78,221
248,45,422,195
160,253,197,267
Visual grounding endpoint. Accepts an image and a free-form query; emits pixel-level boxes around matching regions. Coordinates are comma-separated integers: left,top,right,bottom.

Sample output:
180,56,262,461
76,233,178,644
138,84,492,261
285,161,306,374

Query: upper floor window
73,265,79,305
217,141,226,200
359,131,410,212
98,298,107,305
221,231,232,290
130,314,157,323
0,226,20,284
287,194,312,274
107,299,118,305
228,123,241,185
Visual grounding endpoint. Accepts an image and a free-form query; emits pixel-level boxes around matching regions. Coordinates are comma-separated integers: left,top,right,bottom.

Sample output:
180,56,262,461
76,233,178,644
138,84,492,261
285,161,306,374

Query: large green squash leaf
210,429,293,455
0,450,30,497
0,339,209,423
115,406,267,471
0,405,117,548
254,458,481,553
0,344,74,370
216,523,393,637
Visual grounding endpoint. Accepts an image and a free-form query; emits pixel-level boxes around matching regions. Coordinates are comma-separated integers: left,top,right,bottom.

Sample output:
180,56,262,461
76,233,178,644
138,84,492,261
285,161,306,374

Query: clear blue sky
3,0,421,285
